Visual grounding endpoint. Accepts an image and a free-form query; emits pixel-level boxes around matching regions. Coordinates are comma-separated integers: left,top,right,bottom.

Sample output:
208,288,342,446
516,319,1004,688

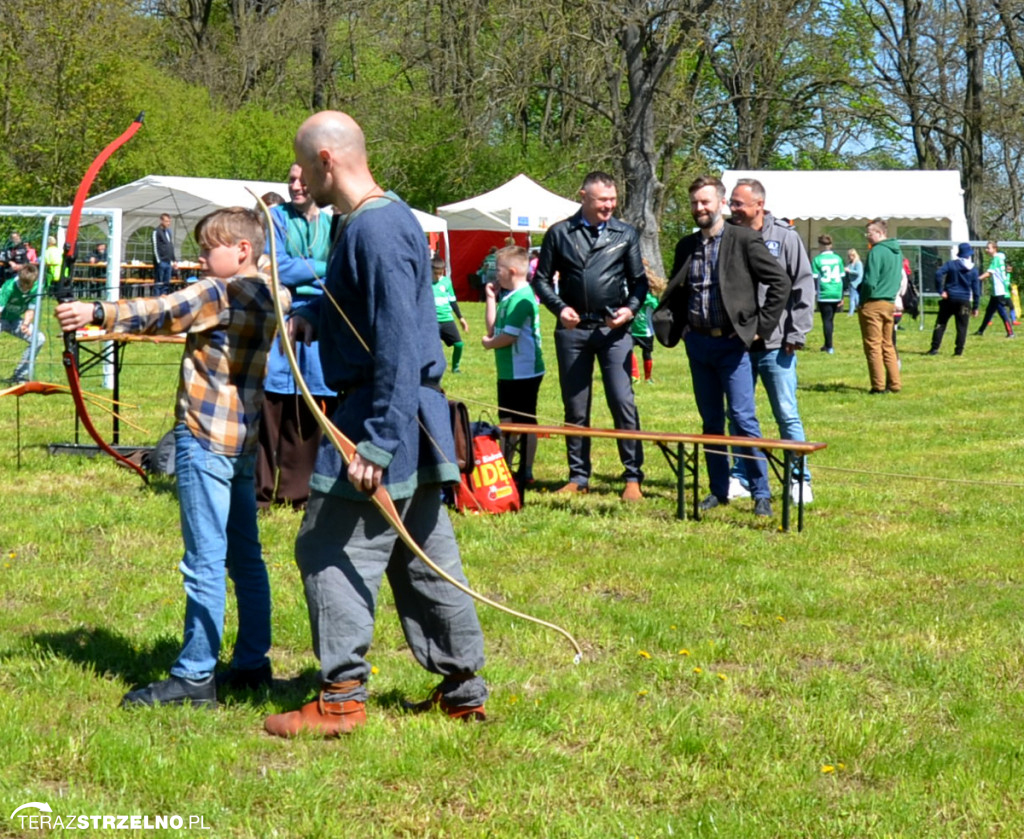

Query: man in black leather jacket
532,171,648,500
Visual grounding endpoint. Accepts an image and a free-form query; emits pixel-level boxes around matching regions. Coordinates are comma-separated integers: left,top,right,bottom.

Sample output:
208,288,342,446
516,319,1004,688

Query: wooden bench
497,423,827,532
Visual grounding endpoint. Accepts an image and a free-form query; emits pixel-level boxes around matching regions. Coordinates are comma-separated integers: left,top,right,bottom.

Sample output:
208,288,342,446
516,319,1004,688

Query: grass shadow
800,381,869,394
32,625,180,686
143,473,177,498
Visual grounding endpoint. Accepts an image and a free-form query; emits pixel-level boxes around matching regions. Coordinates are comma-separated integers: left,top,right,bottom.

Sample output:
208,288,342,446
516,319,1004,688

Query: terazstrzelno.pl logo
10,801,211,831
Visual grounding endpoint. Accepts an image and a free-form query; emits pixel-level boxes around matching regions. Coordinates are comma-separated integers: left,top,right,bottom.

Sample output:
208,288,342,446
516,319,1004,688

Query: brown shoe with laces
264,688,366,738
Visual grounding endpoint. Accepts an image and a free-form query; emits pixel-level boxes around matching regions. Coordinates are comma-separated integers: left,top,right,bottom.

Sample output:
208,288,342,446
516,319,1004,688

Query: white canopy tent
437,173,579,233
84,175,289,251
84,175,449,255
722,169,970,246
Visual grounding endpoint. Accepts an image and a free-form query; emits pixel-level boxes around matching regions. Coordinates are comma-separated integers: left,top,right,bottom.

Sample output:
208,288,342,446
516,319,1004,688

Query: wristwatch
92,301,105,326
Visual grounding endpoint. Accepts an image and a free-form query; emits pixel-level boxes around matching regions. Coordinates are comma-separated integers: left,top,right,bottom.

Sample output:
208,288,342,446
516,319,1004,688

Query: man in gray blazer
727,178,815,504
654,175,791,517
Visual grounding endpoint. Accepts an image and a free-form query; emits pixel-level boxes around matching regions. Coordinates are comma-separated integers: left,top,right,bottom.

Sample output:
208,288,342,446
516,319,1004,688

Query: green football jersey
432,275,458,323
494,285,544,380
812,251,845,303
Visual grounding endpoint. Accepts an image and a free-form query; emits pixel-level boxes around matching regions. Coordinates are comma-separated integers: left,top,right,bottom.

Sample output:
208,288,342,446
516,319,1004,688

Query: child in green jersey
432,256,470,372
975,241,1015,338
481,245,545,480
811,234,846,353
0,263,46,383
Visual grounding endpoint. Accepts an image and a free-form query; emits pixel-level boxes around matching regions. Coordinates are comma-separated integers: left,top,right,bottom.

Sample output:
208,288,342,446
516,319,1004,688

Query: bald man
264,112,487,738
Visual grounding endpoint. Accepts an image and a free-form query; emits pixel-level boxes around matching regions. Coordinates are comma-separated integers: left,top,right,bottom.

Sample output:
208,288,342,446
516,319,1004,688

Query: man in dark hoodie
927,243,981,357
859,219,903,393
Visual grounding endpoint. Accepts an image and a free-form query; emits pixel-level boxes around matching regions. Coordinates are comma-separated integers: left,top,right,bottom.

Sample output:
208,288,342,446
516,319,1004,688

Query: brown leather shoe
621,481,643,502
264,691,366,738
403,689,486,722
554,482,588,494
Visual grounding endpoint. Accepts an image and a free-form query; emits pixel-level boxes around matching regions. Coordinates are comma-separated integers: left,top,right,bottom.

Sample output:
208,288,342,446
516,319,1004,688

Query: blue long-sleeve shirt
305,194,459,500
263,203,335,395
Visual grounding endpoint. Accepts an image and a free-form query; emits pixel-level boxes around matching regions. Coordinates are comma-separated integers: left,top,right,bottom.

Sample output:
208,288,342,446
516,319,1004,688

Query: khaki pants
858,300,901,392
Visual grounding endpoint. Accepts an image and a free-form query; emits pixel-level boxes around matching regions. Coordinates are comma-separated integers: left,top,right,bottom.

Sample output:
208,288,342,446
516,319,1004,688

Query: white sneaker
727,477,751,500
789,480,813,504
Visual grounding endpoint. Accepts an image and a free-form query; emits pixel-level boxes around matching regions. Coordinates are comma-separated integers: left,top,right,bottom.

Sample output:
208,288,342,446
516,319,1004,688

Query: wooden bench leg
676,442,685,520
796,454,807,533
781,450,792,531
693,443,701,520
656,442,689,522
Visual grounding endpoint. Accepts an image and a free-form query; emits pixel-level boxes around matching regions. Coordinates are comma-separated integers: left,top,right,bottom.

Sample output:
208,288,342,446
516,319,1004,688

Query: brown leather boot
620,481,643,502
264,683,366,738
403,688,486,722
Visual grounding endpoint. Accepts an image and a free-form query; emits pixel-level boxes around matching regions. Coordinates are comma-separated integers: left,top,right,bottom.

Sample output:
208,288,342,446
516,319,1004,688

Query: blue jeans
155,260,173,295
171,425,270,680
731,348,810,484
684,332,769,500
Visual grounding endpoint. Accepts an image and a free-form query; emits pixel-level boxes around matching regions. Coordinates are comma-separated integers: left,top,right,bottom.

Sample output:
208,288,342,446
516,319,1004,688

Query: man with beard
653,175,791,518
255,163,338,510
263,111,487,738
726,178,815,504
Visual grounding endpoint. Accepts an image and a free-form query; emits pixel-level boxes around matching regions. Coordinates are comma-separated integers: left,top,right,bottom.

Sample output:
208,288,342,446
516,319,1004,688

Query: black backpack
902,277,920,318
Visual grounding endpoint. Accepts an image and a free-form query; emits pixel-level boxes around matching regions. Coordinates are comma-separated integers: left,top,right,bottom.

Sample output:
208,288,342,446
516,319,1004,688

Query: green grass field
1,302,1023,838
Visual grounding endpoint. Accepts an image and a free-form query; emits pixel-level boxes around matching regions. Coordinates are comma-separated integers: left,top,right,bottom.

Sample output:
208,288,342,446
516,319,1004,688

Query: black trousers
930,298,971,354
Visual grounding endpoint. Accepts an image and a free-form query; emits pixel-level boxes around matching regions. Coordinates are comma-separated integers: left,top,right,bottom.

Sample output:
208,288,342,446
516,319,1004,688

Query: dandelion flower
821,764,835,774
776,615,786,622
678,649,690,656
370,665,379,675
637,690,648,697
692,667,703,674
717,673,727,681
638,650,651,659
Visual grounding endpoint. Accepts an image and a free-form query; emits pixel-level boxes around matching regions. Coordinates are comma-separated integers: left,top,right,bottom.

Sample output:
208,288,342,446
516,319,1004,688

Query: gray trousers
554,324,644,485
295,485,487,706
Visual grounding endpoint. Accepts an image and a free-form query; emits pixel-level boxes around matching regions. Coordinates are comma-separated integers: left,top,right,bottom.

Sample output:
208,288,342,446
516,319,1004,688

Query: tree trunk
962,0,984,238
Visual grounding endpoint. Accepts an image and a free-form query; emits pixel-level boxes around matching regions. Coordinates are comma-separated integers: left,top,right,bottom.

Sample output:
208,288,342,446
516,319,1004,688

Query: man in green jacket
858,218,903,394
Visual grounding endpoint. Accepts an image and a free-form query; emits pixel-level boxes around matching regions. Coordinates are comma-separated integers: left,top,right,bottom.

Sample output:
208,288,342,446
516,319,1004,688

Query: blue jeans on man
171,424,271,681
729,347,810,485
155,260,173,296
684,331,769,500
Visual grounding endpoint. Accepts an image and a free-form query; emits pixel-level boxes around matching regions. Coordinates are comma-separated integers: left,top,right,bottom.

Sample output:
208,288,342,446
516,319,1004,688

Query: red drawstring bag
453,425,521,514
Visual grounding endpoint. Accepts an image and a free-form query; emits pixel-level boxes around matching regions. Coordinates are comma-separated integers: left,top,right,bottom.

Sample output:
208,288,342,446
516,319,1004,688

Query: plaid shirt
687,229,727,330
98,275,290,456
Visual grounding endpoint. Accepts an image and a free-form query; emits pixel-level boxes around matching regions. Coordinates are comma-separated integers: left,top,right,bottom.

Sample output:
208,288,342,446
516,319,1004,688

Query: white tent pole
103,209,123,390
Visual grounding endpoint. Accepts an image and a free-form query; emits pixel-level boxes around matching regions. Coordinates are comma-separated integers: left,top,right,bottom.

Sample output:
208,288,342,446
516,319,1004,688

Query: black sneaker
121,675,217,709
699,494,728,511
216,661,273,691
753,498,773,517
